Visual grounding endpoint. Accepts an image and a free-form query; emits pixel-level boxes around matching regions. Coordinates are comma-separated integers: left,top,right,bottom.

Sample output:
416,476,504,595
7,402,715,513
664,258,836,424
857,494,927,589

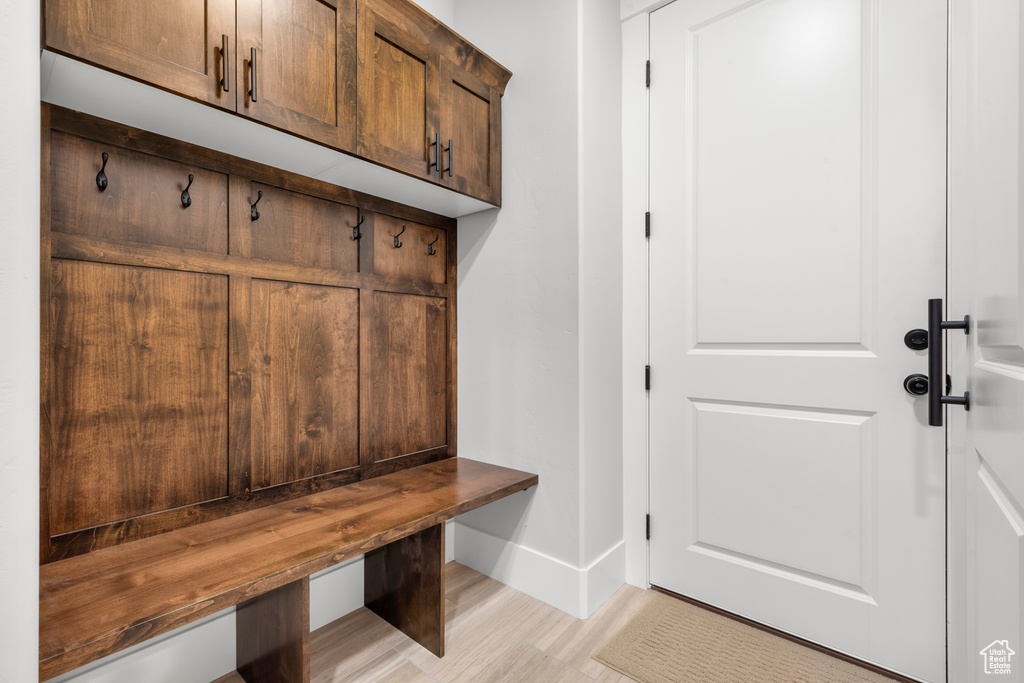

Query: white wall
0,0,40,681
451,0,583,611
452,0,625,619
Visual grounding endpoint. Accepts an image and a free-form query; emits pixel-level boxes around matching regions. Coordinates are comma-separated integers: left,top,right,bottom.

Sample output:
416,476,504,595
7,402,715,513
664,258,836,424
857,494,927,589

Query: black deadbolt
904,373,929,396
904,329,928,350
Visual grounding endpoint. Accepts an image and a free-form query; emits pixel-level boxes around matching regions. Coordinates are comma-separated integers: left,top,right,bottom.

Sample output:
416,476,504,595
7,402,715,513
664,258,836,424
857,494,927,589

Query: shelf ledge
41,50,497,219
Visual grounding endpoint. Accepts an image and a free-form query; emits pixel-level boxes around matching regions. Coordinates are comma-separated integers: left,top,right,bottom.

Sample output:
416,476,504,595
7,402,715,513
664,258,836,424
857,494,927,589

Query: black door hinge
646,60,651,88
645,365,651,390
646,514,651,540
645,211,650,238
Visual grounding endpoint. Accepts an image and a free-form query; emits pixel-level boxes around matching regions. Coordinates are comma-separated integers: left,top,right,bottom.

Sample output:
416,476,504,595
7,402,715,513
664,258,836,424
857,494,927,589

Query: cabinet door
45,0,235,110
236,0,357,150
357,7,441,181
439,59,501,205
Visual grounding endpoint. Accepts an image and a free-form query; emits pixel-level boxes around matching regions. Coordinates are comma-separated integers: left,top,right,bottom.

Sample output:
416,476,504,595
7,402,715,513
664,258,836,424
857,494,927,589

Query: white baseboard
454,522,625,619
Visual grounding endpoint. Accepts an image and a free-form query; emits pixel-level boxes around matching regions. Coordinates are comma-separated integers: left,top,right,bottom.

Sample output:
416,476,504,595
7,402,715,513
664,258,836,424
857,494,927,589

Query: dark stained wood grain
39,458,539,680
440,59,502,206
237,577,310,683
45,0,236,109
237,0,357,151
250,280,360,489
365,523,445,657
47,106,457,233
446,227,458,460
229,275,254,497
40,104,54,560
364,0,512,95
357,7,441,181
50,132,229,253
369,293,447,462
48,260,229,536
45,466,367,562
49,233,452,299
373,213,447,283
249,183,359,271
40,107,459,561
44,0,510,205
358,447,447,481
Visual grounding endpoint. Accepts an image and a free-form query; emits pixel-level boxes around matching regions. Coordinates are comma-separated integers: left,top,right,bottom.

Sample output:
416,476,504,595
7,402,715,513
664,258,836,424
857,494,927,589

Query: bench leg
236,576,310,683
364,523,445,657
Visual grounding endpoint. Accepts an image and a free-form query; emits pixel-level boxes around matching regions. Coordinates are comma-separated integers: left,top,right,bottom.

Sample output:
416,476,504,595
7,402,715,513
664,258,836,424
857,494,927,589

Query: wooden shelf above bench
39,458,538,681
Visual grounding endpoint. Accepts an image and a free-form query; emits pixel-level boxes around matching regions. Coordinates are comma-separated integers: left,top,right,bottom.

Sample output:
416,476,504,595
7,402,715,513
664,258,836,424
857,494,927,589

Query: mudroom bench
39,458,538,682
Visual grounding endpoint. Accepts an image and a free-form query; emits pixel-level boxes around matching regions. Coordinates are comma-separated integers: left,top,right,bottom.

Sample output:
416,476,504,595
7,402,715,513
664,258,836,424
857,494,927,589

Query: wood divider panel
237,576,311,683
365,523,445,657
39,458,538,681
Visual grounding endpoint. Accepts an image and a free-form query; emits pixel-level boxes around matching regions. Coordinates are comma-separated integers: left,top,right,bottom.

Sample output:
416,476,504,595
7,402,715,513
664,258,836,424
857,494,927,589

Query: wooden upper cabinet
440,59,502,206
357,7,441,182
44,0,510,204
45,0,236,109
236,0,357,150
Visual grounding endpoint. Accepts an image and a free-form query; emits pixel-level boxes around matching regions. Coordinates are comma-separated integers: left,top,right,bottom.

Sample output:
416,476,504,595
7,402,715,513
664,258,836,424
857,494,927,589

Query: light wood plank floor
216,562,654,683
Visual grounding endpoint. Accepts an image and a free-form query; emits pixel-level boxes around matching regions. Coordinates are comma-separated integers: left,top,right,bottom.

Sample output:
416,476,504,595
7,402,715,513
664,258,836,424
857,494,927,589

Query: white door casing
648,1,947,681
948,1,1024,681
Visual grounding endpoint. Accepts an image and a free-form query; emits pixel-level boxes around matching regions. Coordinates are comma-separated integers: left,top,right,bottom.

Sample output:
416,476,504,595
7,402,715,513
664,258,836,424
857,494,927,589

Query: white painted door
648,1,947,681
948,1,1024,681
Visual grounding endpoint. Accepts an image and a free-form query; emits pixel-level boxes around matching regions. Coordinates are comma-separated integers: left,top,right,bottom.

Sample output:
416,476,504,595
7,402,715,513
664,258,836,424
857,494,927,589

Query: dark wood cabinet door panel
373,214,446,283
440,59,501,205
50,132,229,253
250,280,359,489
237,0,357,150
249,182,360,271
369,293,447,462
357,8,440,181
45,0,235,109
48,260,229,536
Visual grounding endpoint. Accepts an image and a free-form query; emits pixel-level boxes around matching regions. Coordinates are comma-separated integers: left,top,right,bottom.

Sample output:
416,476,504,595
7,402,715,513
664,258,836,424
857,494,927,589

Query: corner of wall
1,0,42,680
454,521,625,619
621,10,650,589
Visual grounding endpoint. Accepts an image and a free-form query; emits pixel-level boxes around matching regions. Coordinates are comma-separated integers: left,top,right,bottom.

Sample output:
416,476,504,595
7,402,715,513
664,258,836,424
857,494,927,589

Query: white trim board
620,10,650,590
454,521,625,619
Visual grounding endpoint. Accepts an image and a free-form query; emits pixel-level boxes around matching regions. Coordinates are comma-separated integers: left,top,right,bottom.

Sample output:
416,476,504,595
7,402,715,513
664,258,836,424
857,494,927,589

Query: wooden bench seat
39,458,538,681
